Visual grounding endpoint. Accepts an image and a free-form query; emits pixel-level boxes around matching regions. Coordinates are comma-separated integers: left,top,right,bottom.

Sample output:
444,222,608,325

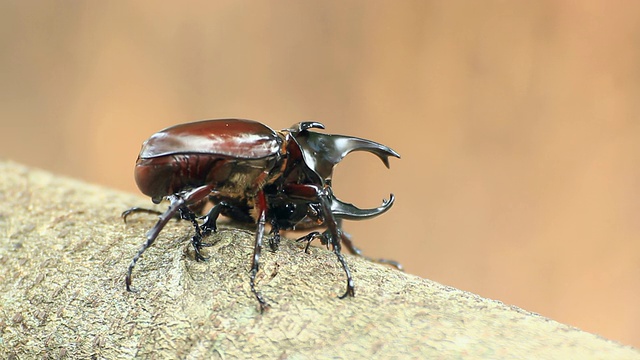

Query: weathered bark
0,160,637,359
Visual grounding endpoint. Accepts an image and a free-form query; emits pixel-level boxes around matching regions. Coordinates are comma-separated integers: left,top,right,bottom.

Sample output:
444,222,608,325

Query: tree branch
0,160,637,358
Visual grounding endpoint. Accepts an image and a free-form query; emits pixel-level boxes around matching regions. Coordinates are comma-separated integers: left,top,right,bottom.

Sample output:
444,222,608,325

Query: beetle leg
337,221,404,271
200,201,232,235
318,191,355,299
178,208,211,262
250,190,269,312
126,195,186,292
122,207,172,224
268,221,281,252
284,184,355,299
299,197,404,270
318,187,355,299
296,231,322,253
126,184,213,292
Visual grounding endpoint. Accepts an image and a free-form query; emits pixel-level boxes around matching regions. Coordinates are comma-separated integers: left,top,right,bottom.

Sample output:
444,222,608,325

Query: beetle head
286,122,400,220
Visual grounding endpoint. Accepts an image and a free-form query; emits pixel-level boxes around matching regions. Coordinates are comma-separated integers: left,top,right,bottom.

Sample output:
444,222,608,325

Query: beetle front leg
285,184,355,299
320,207,355,299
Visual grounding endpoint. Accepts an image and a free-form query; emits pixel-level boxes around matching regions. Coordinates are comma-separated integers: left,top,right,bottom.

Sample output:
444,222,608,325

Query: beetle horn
330,134,401,169
330,194,395,220
296,132,400,180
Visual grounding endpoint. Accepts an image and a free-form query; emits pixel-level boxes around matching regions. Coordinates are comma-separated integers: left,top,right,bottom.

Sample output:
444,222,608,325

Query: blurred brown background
1,1,639,347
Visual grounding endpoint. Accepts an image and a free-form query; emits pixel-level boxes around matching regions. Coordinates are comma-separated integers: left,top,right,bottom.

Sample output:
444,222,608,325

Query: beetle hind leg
125,184,215,293
126,195,189,292
122,207,166,224
250,190,270,313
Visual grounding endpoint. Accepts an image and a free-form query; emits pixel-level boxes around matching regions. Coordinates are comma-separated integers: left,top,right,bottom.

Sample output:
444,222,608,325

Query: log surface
0,160,638,359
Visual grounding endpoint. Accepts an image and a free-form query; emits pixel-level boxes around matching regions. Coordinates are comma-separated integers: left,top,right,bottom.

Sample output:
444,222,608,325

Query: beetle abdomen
134,154,216,201
134,154,279,202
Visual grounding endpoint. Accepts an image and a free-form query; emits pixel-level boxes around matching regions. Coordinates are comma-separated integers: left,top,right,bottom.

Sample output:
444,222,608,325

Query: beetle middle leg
200,201,232,235
178,207,211,262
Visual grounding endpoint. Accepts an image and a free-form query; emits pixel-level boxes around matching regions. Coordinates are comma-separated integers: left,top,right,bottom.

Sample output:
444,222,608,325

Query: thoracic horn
294,131,400,181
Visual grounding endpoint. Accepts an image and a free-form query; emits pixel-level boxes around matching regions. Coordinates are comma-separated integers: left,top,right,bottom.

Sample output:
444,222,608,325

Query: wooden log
0,161,637,359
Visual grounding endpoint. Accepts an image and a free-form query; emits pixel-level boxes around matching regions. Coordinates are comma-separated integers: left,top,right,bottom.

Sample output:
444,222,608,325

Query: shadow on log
0,160,638,359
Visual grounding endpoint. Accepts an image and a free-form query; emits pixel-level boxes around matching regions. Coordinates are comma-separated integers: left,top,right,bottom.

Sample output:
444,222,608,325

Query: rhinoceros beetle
123,119,399,311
